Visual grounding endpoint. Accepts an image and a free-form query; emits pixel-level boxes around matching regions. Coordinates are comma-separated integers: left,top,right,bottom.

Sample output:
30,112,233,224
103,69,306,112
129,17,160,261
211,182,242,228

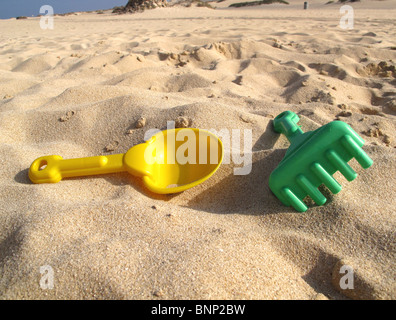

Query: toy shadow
182,148,292,215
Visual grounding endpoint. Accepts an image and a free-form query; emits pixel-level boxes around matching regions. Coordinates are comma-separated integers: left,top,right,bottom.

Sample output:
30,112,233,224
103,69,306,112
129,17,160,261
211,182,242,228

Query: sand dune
0,1,395,299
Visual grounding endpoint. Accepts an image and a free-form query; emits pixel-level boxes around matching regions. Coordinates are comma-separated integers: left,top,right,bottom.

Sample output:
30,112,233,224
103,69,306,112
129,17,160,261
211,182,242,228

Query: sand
0,0,395,300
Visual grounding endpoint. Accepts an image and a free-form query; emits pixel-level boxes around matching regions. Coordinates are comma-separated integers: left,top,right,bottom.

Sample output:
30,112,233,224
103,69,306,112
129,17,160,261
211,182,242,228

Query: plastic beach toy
269,111,373,212
29,128,223,194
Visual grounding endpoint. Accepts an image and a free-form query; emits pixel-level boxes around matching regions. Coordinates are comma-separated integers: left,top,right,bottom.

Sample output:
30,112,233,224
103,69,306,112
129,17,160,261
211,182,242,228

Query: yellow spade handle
29,154,126,184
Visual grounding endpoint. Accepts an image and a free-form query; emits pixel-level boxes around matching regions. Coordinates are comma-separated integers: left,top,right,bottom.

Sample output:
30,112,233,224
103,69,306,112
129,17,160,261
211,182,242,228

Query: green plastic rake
269,111,373,212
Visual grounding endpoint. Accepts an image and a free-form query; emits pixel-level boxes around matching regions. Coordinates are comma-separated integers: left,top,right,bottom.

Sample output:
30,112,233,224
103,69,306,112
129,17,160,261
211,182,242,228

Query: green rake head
269,111,373,212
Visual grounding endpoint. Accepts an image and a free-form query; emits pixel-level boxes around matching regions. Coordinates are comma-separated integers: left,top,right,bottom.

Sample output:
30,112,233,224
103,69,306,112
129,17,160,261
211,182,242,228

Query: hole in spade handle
39,160,48,171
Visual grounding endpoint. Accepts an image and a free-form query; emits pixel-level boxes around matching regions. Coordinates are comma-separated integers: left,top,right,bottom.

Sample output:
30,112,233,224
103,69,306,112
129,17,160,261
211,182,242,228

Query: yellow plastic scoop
29,128,223,194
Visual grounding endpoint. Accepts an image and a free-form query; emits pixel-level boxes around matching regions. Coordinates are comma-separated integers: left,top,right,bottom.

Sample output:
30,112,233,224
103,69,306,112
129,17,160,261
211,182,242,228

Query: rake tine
341,135,373,169
281,187,308,212
326,149,357,181
311,162,342,194
296,174,327,205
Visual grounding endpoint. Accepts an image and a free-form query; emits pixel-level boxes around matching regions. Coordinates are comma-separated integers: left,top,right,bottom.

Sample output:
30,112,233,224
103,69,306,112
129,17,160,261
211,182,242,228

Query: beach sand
0,0,395,299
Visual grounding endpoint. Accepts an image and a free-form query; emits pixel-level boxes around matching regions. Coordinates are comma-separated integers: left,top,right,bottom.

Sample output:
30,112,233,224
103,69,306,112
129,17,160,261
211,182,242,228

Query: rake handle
273,111,304,143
